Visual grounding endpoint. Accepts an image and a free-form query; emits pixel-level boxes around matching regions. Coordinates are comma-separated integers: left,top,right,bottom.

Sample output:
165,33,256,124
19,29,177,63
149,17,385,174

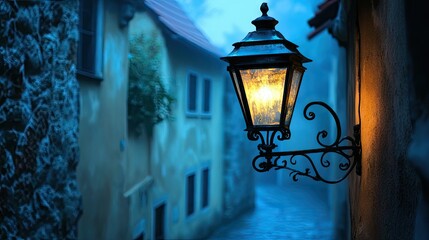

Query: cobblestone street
208,183,334,240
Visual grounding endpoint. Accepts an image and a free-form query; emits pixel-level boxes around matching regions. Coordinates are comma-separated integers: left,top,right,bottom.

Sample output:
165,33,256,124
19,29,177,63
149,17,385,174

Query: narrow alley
208,183,334,240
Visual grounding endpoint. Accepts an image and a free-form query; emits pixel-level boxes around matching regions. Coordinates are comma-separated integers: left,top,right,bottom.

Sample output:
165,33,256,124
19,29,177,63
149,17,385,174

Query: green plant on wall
128,31,174,138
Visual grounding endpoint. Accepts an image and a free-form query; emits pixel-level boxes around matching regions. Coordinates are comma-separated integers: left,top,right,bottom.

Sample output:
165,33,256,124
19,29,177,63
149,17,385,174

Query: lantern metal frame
248,102,361,184
221,3,361,183
226,63,307,133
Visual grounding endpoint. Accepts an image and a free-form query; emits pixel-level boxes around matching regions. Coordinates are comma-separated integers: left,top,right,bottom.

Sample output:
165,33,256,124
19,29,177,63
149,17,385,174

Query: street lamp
221,3,361,183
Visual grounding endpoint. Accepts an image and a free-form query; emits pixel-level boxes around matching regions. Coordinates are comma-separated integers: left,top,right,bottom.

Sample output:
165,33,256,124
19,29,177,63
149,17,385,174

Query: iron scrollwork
248,101,361,184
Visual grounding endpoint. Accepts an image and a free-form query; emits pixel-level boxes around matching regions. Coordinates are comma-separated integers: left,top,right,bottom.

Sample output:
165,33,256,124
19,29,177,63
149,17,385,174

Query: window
77,0,102,79
186,174,196,216
186,73,212,117
201,168,209,208
187,73,198,113
202,79,211,114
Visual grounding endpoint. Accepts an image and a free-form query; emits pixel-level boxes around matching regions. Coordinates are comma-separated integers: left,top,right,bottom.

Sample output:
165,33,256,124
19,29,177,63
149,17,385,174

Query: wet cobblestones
208,183,334,240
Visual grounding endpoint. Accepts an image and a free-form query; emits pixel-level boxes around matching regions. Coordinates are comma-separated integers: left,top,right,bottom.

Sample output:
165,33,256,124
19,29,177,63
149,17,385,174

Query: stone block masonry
0,1,81,238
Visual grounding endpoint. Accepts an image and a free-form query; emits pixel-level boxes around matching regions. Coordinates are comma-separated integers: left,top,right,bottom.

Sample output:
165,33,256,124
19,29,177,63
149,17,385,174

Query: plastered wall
348,0,419,239
77,1,131,239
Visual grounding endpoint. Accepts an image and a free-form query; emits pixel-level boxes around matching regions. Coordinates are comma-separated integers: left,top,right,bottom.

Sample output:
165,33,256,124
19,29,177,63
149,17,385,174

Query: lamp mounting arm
249,101,362,184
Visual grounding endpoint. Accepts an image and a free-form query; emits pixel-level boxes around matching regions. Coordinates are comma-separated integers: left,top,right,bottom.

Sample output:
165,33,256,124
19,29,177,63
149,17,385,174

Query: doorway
154,203,166,239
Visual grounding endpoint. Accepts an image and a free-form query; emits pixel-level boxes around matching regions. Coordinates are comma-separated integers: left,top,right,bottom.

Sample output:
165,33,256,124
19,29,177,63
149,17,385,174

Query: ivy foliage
128,31,174,137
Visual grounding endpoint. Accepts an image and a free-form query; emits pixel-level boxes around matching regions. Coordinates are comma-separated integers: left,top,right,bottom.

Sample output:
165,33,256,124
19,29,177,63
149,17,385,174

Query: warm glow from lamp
240,68,287,125
255,86,274,102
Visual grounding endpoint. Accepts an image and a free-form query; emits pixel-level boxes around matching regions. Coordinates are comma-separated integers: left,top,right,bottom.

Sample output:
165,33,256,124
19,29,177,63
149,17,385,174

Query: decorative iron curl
246,101,361,184
247,129,264,143
247,129,290,155
254,146,358,183
304,101,342,148
273,128,291,141
252,155,273,172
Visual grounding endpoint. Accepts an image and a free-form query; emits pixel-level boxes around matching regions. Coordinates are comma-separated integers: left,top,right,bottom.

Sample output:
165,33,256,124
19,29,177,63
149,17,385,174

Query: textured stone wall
0,1,81,238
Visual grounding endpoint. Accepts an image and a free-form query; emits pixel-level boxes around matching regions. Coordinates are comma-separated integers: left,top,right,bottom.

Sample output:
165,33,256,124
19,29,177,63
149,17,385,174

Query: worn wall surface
77,0,130,239
0,1,81,238
126,12,169,239
348,0,419,239
128,10,227,239
164,35,225,240
222,70,256,220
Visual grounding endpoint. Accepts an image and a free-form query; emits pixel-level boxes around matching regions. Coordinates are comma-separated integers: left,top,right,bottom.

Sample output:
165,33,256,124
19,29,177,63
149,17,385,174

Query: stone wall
0,1,81,238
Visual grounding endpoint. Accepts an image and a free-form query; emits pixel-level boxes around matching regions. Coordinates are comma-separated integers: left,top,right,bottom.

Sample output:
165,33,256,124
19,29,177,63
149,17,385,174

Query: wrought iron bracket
248,101,361,184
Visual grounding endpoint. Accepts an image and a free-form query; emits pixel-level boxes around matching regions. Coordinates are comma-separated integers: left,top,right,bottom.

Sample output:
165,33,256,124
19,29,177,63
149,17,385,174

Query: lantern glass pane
231,71,244,111
285,69,303,126
240,68,287,126
231,70,249,124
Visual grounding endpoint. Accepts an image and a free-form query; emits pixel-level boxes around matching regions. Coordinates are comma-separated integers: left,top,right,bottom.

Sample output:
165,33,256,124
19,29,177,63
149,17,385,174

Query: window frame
201,78,212,118
185,71,213,118
201,167,209,209
77,0,104,81
186,72,199,117
185,172,196,217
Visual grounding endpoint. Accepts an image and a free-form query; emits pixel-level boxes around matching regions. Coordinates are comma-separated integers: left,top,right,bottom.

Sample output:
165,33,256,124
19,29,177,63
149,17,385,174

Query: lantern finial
260,2,268,16
252,3,278,30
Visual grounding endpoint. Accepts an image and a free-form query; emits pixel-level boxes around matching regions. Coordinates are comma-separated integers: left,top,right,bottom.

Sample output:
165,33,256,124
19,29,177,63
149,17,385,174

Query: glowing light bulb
256,86,273,102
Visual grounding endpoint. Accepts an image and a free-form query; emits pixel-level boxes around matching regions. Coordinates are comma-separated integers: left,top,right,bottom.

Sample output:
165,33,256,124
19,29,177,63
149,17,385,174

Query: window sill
185,112,200,118
200,113,212,119
185,212,197,222
200,205,210,214
185,112,212,119
77,70,103,82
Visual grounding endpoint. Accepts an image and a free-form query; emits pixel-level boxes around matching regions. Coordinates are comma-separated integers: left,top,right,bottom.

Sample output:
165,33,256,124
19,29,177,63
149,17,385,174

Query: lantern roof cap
221,3,311,64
